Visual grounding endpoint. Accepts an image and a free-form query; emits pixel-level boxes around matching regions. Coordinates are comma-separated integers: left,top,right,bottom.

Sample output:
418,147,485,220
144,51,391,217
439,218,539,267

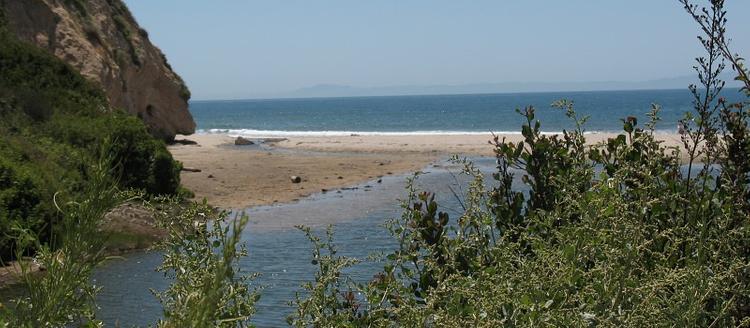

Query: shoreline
168,134,440,210
0,131,688,289
169,132,686,210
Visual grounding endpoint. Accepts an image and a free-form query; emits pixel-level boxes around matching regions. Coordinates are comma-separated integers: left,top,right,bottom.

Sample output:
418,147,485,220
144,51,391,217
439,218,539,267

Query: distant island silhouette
236,73,742,100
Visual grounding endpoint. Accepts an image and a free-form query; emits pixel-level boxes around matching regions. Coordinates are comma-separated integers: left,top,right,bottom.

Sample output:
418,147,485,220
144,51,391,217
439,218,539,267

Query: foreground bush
0,174,256,327
0,152,121,327
152,200,258,327
290,1,750,326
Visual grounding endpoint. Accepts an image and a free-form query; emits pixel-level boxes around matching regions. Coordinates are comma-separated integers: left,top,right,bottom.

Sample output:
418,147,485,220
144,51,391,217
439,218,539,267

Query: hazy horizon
125,1,750,101
187,74,744,101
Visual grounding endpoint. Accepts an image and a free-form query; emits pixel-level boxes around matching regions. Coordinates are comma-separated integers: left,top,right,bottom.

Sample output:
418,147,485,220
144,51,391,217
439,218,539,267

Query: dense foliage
0,184,257,327
289,1,750,326
0,154,122,327
0,19,182,260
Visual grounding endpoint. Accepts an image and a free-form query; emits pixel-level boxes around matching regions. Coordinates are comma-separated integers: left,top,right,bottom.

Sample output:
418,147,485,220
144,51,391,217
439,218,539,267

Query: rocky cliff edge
2,0,195,140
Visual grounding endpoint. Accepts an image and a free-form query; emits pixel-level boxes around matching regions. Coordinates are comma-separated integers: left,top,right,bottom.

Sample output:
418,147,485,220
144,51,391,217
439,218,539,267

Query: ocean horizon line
198,128,678,138
189,86,745,103
188,87,697,103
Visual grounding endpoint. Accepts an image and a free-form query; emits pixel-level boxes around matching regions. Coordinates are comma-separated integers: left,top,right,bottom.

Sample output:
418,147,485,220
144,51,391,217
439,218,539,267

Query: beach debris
377,179,383,183
263,138,288,143
337,176,344,180
290,176,302,183
387,172,393,175
182,167,202,172
321,189,328,193
350,133,360,136
234,136,255,145
172,139,198,145
207,174,214,179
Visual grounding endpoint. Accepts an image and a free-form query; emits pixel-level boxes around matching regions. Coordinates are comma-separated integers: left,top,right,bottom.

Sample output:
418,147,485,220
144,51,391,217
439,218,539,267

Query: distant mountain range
267,74,743,99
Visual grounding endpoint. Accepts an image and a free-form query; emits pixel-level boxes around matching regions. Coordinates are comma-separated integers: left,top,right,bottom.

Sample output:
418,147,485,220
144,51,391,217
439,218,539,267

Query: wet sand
169,132,685,210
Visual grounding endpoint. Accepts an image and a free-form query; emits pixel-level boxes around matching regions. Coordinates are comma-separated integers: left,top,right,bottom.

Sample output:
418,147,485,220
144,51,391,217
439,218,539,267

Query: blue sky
125,1,750,100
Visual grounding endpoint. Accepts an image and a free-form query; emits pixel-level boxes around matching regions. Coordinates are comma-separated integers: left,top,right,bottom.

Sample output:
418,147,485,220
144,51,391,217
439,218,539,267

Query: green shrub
290,1,750,326
0,158,47,261
107,113,181,195
152,200,258,327
1,153,121,327
0,17,184,260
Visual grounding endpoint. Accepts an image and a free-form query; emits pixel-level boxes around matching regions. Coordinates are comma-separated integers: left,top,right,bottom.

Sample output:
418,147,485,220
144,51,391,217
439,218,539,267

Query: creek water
93,157,511,327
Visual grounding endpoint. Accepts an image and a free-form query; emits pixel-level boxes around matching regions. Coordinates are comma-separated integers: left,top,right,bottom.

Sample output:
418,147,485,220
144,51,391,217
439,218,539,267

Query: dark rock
172,139,198,145
235,136,255,146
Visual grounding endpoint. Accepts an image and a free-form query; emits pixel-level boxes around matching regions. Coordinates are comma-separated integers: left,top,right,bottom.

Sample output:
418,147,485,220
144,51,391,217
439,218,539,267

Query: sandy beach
169,132,685,210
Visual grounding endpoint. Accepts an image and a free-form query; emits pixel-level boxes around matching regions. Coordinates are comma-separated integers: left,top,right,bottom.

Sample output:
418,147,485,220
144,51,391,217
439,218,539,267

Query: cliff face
2,0,195,140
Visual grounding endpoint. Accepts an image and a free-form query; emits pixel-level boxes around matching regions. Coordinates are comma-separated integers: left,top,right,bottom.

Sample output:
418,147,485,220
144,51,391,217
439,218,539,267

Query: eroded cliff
2,0,195,140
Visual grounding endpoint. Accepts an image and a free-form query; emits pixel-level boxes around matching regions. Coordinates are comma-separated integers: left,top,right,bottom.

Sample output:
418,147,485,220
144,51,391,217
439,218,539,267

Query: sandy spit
169,132,685,210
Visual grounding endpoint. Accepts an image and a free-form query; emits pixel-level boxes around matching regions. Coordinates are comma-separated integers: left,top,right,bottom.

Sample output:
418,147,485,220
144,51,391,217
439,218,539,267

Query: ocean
191,88,744,136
